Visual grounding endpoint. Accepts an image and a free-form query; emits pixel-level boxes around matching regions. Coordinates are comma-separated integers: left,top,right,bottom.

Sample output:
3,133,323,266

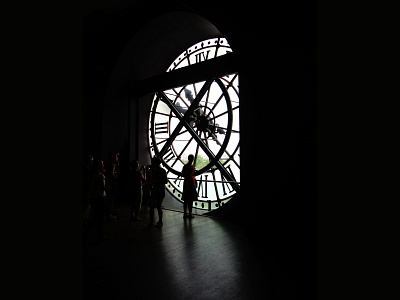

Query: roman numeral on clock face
163,146,175,163
221,165,236,196
196,174,208,198
155,122,168,135
195,50,211,63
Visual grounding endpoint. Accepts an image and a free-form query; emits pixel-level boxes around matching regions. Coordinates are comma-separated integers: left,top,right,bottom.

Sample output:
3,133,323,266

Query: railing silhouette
165,177,239,211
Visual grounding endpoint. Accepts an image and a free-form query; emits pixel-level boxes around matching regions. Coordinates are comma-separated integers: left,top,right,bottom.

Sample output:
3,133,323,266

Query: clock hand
184,88,204,124
184,88,194,104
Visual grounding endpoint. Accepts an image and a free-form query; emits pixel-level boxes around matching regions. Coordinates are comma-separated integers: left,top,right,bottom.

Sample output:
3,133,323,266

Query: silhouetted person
146,156,167,227
88,159,108,241
182,154,197,219
129,160,146,221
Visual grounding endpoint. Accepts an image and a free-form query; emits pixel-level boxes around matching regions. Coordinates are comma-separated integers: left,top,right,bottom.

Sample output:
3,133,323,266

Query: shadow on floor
83,202,302,299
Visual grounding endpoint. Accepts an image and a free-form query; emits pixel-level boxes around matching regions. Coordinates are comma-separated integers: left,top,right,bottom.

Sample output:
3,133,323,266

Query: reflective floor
83,203,301,299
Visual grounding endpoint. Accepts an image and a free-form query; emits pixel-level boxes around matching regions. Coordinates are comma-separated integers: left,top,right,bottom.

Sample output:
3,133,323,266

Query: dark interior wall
83,0,316,297
100,11,223,164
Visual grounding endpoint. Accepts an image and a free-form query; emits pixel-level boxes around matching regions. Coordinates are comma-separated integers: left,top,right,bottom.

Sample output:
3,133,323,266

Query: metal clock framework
148,37,240,211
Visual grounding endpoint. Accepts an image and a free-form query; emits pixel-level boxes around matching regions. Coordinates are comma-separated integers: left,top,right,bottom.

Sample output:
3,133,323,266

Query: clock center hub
197,115,209,131
193,106,215,135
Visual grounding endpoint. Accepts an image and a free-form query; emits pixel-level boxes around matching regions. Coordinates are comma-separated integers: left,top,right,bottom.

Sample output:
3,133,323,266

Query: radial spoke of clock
153,128,190,148
151,138,168,150
210,105,239,120
204,132,211,148
203,88,211,111
215,125,240,134
193,135,200,167
207,129,240,169
205,91,225,119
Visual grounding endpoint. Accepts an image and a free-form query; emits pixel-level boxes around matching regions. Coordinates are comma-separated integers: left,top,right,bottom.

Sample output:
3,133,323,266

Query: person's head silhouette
151,156,161,167
188,154,194,164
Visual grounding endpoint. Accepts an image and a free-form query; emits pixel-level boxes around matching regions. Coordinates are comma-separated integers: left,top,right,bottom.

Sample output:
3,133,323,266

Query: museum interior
82,0,316,299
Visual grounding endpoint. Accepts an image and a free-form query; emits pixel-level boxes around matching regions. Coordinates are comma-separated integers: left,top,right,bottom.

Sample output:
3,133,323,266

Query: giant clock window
148,37,240,211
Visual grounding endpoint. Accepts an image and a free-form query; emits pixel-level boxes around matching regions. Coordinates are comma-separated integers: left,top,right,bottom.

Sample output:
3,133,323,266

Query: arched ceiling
105,11,223,104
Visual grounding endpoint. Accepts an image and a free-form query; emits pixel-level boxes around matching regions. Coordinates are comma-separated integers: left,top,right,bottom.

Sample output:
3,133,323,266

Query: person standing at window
146,157,167,227
182,154,197,219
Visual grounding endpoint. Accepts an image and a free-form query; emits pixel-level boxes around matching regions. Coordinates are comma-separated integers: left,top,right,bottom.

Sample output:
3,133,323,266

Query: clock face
148,37,240,211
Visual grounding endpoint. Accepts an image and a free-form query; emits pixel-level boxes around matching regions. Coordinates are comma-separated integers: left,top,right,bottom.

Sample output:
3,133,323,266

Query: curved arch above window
167,37,232,73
